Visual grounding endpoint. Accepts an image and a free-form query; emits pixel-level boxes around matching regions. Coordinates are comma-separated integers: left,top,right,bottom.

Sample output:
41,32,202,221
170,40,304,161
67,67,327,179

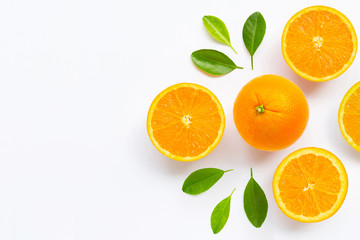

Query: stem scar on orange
233,74,309,151
282,5,358,82
147,83,225,161
273,147,348,222
338,81,360,151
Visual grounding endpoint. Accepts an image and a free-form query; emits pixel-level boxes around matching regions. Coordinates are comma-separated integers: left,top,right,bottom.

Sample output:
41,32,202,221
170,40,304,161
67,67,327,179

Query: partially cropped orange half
339,81,360,151
282,6,357,82
147,83,225,161
273,147,348,222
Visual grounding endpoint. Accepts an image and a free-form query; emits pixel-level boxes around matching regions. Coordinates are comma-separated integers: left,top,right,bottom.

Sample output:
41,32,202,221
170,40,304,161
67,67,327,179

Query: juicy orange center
285,9,354,78
181,115,192,128
278,154,341,217
313,36,323,50
150,87,222,157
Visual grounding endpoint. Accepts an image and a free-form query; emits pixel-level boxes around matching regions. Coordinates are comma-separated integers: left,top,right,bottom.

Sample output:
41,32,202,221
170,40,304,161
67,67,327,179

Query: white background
0,0,359,239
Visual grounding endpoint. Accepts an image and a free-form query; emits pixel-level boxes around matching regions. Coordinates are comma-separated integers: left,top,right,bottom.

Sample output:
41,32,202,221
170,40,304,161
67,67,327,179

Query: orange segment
339,81,360,151
273,147,348,222
147,83,225,161
282,6,357,81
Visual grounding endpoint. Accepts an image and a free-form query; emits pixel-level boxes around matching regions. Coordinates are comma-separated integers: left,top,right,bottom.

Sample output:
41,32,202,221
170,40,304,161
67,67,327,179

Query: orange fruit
233,74,309,151
338,81,360,151
282,6,357,82
273,147,348,222
147,83,225,161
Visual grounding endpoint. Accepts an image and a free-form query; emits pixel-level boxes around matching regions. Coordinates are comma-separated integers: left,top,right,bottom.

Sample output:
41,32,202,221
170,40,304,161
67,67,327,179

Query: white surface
0,0,359,239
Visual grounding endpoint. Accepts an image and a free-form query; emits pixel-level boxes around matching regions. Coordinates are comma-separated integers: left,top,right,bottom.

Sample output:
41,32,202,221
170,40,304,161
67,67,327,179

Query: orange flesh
342,87,360,144
285,9,354,78
150,87,222,157
278,154,341,217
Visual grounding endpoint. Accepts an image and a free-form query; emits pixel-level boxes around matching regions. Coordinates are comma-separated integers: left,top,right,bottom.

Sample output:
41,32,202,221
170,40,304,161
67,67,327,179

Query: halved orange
147,83,225,161
339,81,360,151
273,147,348,222
282,6,357,82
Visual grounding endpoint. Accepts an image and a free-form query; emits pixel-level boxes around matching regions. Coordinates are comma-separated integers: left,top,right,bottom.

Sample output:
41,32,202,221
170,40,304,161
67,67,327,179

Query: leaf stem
230,188,236,196
230,45,238,54
251,55,254,70
236,66,244,69
255,104,265,114
224,169,234,173
250,168,253,178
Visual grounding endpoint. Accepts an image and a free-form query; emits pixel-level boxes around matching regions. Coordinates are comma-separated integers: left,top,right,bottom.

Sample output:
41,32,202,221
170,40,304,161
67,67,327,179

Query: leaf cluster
182,168,268,234
192,12,266,75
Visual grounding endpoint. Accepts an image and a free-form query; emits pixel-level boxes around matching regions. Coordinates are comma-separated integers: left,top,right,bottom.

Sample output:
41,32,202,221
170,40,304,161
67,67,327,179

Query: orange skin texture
233,75,309,151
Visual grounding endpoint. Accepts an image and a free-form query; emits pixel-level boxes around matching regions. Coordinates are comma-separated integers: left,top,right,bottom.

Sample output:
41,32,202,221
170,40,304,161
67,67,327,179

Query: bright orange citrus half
147,83,225,161
273,147,348,222
282,6,357,81
339,81,360,151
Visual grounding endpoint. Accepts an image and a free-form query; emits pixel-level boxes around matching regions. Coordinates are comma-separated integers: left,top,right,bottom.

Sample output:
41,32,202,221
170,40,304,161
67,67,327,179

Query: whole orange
233,75,309,151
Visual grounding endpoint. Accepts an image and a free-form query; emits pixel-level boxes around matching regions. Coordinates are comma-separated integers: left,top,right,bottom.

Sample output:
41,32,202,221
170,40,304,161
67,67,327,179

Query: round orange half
339,81,360,151
273,147,348,222
282,6,357,82
147,83,225,161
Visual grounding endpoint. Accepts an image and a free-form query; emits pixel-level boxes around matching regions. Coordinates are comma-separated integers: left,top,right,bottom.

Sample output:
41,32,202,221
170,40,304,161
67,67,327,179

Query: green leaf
243,168,268,228
211,188,236,234
191,49,243,76
203,15,237,53
242,12,266,70
182,168,233,195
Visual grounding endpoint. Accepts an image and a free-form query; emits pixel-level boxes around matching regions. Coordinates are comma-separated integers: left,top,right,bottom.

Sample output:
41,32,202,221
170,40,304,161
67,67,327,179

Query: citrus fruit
273,147,348,222
282,5,357,82
233,74,309,151
147,83,225,161
338,81,360,151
